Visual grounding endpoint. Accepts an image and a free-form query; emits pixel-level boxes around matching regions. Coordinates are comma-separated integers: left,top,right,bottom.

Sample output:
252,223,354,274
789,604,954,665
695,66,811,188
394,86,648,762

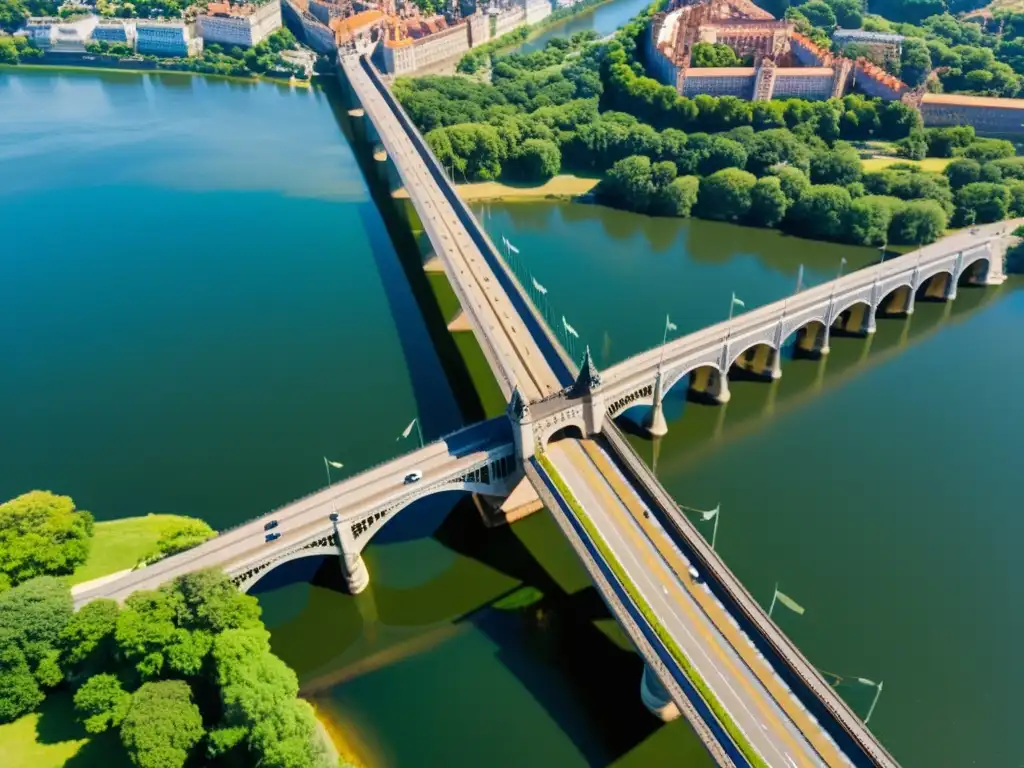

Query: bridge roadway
341,54,568,403
72,418,512,608
343,54,902,766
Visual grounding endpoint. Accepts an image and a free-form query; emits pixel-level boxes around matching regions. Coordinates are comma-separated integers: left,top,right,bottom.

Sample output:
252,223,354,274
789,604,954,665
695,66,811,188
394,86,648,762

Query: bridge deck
73,418,511,607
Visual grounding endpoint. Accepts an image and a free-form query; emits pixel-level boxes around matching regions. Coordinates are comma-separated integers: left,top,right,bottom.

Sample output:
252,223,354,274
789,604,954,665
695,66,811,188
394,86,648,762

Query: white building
197,0,282,48
136,20,203,57
524,0,552,26
92,19,136,46
22,15,97,50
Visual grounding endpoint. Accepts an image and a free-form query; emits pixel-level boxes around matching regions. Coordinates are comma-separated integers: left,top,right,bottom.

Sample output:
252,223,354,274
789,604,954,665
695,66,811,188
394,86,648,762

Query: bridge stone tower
569,346,607,436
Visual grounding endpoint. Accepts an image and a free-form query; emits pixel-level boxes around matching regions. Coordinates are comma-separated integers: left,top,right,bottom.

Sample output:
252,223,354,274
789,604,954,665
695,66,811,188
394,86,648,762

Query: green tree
955,182,1011,225
697,168,757,221
115,589,181,680
748,177,789,227
173,569,261,635
691,42,741,67
0,491,94,587
944,157,981,189
120,680,204,768
506,138,561,181
896,130,927,161
248,698,333,768
960,138,1016,162
789,185,852,240
746,128,811,176
767,165,812,208
845,195,897,246
797,1,837,28
0,576,73,681
925,126,975,158
810,144,863,185
900,38,933,87
654,175,700,217
596,155,654,213
826,0,863,28
143,519,216,565
59,598,120,677
73,673,130,734
0,638,43,722
889,199,947,244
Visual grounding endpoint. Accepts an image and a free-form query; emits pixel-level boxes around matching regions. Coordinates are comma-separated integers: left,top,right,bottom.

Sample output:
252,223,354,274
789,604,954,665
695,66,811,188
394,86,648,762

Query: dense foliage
0,570,333,768
0,491,94,590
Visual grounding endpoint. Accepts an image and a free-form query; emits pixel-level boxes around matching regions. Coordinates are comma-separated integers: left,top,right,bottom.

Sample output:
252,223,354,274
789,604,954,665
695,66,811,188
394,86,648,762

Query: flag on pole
732,294,745,309
399,419,417,440
774,587,805,616
700,504,720,522
562,316,579,339
666,315,678,333
503,236,520,254
325,458,344,469
532,277,548,295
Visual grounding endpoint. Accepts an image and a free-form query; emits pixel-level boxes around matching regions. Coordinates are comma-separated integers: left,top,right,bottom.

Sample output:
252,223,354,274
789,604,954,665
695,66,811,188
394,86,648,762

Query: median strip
534,451,769,768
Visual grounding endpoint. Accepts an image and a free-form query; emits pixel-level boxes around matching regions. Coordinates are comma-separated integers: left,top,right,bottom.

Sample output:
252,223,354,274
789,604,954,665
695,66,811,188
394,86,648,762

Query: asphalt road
548,438,855,768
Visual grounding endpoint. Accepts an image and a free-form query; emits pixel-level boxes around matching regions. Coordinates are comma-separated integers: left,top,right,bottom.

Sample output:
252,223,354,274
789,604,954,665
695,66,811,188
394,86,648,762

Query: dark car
265,532,281,543
264,520,279,531
329,512,339,522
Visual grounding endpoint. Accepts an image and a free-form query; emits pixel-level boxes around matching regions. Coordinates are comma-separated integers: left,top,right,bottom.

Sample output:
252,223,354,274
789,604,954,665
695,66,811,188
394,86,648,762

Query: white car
688,566,701,582
404,469,423,484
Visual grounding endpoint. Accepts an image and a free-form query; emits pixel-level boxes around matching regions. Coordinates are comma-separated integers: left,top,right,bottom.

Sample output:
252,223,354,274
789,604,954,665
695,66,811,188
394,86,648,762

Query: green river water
2,68,1021,768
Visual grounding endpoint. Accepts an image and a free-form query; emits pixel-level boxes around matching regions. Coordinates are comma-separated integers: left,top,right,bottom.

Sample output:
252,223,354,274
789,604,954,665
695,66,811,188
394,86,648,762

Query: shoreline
0,62,308,87
393,174,599,202
311,701,371,768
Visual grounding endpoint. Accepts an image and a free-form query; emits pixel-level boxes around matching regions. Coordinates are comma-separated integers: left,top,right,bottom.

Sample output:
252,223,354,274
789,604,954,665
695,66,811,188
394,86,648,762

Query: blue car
264,520,278,531
265,532,281,543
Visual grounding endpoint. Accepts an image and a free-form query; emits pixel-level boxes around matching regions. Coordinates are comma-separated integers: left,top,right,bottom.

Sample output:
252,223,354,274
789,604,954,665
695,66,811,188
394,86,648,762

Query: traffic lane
548,441,822,768
77,447,496,602
578,439,844,766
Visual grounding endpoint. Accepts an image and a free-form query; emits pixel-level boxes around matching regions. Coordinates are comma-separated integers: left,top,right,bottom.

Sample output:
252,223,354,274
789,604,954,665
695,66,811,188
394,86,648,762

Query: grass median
535,451,768,768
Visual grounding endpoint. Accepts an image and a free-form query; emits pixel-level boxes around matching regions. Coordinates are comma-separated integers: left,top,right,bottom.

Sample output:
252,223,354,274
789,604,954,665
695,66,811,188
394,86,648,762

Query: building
136,20,203,57
197,0,282,48
833,28,903,64
381,9,491,75
524,0,552,26
22,15,97,50
92,19,136,46
330,8,384,48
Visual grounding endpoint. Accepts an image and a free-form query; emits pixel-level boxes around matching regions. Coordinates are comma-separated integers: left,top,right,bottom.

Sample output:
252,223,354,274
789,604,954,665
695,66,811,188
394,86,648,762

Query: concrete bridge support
795,321,829,357
644,371,669,438
689,367,731,404
341,551,370,594
640,664,680,722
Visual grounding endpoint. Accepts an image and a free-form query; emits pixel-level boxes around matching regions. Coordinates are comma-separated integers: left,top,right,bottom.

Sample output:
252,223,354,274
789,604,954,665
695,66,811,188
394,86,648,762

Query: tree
945,158,982,189
698,168,757,221
845,196,897,246
826,0,863,28
789,185,852,240
896,130,927,161
769,165,812,206
0,491,94,587
0,638,43,723
60,599,120,677
506,138,561,181
248,698,334,768
116,589,182,680
691,42,741,67
960,138,1016,162
596,155,654,213
810,144,862,185
653,175,700,217
0,0,29,33
746,128,811,176
0,576,73,679
748,177,789,227
173,569,261,635
143,519,215,565
900,38,933,88
955,182,1011,225
889,199,947,244
120,681,204,768
925,126,975,158
74,673,130,734
797,1,837,28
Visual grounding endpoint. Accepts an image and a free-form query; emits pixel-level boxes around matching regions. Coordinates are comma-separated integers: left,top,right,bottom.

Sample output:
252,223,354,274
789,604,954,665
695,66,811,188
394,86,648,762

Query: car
329,512,339,522
404,469,423,484
264,520,278,531
688,566,700,582
265,532,281,543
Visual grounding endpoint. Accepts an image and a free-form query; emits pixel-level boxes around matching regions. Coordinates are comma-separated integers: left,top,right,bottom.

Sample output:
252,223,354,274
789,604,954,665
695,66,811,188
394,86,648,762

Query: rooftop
833,29,903,43
922,92,1024,110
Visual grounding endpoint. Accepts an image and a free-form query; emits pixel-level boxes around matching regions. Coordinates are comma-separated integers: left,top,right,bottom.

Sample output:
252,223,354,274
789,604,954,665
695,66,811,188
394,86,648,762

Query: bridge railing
600,422,899,768
354,55,577,389
210,417,509,538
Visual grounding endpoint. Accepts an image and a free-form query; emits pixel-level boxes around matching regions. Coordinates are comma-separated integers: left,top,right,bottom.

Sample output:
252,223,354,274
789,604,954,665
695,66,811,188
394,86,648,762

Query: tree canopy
0,491,94,588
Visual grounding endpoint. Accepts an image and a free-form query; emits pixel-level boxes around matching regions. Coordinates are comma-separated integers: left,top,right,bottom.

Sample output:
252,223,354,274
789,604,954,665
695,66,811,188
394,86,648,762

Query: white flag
506,240,520,255
666,315,678,332
400,418,417,440
775,588,805,616
325,458,344,469
732,294,745,308
562,316,579,339
532,277,548,295
700,504,719,522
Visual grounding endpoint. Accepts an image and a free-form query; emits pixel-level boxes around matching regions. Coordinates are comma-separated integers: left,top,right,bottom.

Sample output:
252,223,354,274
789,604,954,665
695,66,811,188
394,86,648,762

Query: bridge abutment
643,371,669,438
640,664,680,722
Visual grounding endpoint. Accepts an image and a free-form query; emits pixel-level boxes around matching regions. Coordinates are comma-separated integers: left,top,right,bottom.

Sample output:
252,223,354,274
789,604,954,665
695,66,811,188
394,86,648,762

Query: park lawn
67,513,204,587
455,174,599,201
0,689,132,768
861,156,952,172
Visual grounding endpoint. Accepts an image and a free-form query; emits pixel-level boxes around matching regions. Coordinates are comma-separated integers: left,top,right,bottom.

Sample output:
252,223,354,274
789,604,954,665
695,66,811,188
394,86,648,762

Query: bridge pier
710,369,731,404
643,371,669,438
770,347,782,380
640,664,680,722
340,552,369,595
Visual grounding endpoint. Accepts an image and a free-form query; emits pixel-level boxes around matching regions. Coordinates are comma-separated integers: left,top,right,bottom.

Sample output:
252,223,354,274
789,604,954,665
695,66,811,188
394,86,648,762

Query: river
511,0,652,54
2,67,1020,768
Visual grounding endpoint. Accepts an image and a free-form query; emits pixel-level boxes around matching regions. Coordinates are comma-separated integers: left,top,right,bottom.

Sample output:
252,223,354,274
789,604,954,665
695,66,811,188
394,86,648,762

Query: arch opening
790,320,828,358
243,552,336,596
728,343,779,382
547,424,585,444
916,271,954,302
673,364,729,404
958,258,989,287
830,301,872,337
877,284,913,318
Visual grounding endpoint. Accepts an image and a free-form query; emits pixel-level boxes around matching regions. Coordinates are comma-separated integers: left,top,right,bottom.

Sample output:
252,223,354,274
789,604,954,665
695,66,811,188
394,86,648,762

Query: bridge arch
829,299,873,336
916,270,955,302
789,319,829,357
957,252,992,285
727,340,780,381
877,282,915,317
548,424,585,443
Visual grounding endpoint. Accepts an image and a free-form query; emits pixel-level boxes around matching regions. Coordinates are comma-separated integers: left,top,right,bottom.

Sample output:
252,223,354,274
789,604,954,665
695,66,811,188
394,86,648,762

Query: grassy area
535,452,769,768
861,156,952,172
67,513,207,587
454,174,598,202
0,689,132,768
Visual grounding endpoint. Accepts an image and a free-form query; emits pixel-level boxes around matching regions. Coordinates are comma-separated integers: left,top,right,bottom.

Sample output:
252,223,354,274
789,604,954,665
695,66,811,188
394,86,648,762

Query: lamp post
680,503,721,550
861,678,884,725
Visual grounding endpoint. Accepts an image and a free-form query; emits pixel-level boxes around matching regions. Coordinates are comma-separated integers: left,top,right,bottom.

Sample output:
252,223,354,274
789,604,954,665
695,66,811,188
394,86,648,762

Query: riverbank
312,701,370,768
391,174,599,202
0,62,307,88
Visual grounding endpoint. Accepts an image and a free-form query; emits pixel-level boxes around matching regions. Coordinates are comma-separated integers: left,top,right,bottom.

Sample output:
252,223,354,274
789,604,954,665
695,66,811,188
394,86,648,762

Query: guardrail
601,423,899,768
